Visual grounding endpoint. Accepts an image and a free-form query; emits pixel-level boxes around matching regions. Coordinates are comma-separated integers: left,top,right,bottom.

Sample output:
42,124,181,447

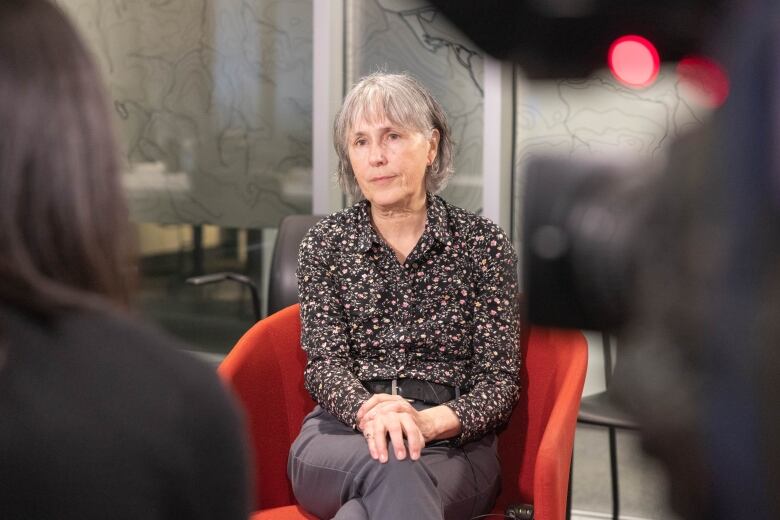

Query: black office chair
573,332,639,520
266,215,324,315
186,214,323,322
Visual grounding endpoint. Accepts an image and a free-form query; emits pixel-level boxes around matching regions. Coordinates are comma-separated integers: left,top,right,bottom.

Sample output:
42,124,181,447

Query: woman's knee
361,451,439,490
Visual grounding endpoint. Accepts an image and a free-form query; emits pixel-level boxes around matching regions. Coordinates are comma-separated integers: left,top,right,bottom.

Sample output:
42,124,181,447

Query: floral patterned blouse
297,194,520,445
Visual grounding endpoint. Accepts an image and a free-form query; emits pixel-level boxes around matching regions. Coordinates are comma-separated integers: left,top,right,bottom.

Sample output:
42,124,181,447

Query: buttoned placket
400,235,439,376
377,238,424,377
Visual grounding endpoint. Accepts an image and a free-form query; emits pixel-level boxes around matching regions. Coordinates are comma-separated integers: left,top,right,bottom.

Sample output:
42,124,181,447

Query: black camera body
522,157,653,331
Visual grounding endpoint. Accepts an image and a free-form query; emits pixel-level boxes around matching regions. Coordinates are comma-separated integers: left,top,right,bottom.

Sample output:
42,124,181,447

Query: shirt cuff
441,400,472,446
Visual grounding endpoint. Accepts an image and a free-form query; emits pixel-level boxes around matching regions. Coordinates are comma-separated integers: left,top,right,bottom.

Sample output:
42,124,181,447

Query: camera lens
523,156,650,330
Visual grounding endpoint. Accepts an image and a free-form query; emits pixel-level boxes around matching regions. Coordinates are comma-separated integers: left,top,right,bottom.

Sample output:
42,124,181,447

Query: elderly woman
288,72,520,520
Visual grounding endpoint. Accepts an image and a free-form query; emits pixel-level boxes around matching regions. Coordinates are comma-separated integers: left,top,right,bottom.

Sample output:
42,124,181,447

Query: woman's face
347,115,439,210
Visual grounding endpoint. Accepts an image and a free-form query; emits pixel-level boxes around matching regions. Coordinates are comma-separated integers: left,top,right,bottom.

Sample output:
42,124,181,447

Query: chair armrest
186,272,261,321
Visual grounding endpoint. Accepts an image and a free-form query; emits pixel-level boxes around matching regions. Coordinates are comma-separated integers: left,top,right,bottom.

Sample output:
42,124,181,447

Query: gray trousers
287,405,501,520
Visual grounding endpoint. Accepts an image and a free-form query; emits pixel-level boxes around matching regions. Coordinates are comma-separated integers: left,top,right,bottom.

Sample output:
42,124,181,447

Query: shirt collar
350,194,453,254
425,194,453,246
352,200,376,253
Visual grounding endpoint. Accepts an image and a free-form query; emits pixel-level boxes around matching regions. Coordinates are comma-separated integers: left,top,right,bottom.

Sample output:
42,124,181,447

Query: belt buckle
391,379,413,401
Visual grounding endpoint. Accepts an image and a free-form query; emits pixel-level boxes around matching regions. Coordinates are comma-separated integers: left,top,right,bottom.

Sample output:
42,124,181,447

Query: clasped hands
356,393,460,463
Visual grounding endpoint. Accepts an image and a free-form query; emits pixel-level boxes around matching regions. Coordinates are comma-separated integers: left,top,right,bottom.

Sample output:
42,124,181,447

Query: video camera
429,0,726,333
431,1,780,519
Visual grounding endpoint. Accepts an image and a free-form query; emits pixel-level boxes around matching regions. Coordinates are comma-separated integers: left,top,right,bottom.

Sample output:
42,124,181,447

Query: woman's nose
368,143,387,167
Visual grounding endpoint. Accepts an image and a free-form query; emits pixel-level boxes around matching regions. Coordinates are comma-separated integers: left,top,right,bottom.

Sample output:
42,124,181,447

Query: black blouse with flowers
297,194,520,445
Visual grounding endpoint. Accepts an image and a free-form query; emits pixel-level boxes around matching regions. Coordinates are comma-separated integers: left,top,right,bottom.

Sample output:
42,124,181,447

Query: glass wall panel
57,0,312,353
345,0,484,213
58,0,312,225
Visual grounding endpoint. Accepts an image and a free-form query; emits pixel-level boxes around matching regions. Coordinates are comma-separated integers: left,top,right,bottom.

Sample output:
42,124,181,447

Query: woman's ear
428,128,440,164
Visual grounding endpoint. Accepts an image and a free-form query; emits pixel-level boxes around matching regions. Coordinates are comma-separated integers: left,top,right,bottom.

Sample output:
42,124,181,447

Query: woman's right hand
356,393,406,425
358,395,427,462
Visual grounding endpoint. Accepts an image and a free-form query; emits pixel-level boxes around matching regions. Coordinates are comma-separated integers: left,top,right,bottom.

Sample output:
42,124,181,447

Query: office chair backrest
267,215,324,316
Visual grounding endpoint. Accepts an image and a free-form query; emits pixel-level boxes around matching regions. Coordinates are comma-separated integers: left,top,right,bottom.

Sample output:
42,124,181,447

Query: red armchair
219,304,587,520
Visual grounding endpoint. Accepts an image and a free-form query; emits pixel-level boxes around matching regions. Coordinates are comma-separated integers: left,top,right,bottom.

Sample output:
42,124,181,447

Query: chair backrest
219,304,313,510
220,304,587,518
267,215,324,316
495,326,588,519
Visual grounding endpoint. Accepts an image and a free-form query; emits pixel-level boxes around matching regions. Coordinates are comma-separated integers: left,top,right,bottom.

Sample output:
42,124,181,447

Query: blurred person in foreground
0,1,249,518
287,72,521,519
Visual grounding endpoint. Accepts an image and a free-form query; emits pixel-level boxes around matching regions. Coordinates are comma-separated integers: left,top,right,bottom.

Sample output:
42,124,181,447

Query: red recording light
677,55,730,108
608,35,660,88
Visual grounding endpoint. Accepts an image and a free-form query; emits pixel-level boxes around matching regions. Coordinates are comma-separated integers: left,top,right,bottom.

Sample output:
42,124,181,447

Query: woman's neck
369,195,427,264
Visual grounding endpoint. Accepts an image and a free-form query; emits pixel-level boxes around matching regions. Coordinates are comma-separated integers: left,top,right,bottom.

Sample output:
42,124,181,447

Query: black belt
363,378,461,405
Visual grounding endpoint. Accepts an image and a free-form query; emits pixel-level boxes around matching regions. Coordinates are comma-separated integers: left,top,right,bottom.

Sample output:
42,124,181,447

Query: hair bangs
348,83,430,137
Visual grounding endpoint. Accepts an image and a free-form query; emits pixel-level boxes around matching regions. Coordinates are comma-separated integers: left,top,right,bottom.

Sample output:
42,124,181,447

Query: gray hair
333,72,454,200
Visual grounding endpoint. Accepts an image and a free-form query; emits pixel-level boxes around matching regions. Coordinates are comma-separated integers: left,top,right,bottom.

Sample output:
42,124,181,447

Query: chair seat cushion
251,505,318,519
251,502,512,519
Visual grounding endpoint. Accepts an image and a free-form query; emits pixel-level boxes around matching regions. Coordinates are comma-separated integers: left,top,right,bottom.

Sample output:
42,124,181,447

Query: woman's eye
354,138,367,146
388,133,400,140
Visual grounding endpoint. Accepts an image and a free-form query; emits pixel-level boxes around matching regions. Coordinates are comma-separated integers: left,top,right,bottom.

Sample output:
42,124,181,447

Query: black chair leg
608,426,620,520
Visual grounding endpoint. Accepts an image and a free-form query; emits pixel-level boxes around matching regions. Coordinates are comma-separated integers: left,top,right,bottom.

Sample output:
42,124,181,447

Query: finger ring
364,432,373,439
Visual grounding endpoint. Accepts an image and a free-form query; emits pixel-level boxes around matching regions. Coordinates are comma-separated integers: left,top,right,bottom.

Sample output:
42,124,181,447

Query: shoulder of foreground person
81,308,252,517
61,307,248,440
0,305,251,520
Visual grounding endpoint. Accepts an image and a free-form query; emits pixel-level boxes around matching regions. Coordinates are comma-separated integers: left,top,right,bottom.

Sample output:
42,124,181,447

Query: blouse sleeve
297,227,372,429
443,223,521,445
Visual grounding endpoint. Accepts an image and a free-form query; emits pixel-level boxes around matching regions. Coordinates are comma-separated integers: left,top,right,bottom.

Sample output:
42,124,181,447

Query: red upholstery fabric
220,304,587,520
218,305,314,511
494,327,589,519
250,505,318,519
